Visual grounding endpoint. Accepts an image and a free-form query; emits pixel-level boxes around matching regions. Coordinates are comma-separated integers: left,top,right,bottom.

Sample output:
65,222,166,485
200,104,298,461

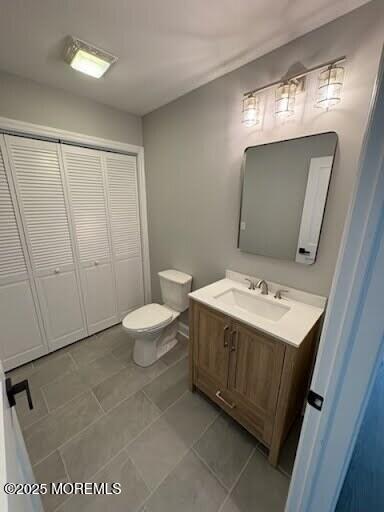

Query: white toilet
122,269,192,367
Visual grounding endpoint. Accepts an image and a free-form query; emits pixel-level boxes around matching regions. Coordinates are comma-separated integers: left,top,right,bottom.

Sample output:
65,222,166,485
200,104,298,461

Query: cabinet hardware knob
215,390,235,409
54,268,60,274
223,325,229,348
94,260,99,266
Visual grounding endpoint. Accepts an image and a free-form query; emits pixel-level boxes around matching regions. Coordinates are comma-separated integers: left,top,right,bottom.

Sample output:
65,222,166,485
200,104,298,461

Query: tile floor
7,324,299,512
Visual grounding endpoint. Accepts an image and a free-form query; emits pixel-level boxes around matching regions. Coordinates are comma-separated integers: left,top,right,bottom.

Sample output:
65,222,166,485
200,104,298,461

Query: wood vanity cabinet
189,299,319,466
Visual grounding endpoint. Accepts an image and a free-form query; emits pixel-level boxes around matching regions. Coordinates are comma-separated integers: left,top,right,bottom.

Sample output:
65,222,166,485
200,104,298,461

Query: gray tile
33,346,73,370
128,417,189,490
29,353,77,389
70,335,112,366
111,339,134,365
6,361,35,381
16,382,48,430
60,451,149,512
24,391,103,465
163,390,219,445
97,323,128,349
143,358,189,411
194,414,255,489
33,451,69,512
41,354,128,413
161,337,188,366
278,418,302,476
41,371,88,411
221,449,289,512
92,365,153,412
61,391,160,481
78,353,127,387
145,450,227,512
137,359,168,380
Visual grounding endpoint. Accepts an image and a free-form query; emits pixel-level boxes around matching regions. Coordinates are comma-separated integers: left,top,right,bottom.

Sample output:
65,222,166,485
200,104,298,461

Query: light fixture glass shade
65,37,117,78
242,95,261,127
275,82,297,117
70,50,111,78
316,65,344,109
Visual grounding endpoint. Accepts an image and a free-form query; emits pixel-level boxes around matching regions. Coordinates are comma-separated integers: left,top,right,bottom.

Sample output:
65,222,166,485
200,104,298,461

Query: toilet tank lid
158,269,192,285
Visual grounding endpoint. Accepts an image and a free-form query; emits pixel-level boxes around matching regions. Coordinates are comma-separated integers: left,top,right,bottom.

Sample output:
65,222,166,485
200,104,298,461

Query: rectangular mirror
238,132,337,265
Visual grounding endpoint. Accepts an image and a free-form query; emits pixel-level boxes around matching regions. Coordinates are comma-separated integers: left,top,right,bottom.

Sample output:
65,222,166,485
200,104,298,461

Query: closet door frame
0,116,152,305
0,136,48,369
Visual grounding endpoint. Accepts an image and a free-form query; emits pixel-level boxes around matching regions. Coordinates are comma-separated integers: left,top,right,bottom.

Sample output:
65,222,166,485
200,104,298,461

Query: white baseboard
178,321,189,339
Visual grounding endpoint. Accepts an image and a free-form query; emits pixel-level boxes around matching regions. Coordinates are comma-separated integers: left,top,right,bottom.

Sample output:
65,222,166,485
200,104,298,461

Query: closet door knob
54,268,60,274
94,260,99,266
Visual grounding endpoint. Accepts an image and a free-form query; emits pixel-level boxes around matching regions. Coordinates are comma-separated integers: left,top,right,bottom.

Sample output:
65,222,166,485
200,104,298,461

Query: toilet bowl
122,270,192,367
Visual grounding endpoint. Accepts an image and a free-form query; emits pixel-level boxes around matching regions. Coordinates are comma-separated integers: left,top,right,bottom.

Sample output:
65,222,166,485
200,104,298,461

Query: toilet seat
122,303,174,333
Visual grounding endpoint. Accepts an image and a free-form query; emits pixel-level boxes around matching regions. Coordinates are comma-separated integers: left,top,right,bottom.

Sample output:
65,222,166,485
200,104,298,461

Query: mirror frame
237,131,338,264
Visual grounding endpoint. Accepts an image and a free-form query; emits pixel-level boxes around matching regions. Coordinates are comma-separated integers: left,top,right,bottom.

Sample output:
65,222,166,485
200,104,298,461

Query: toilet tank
158,270,192,312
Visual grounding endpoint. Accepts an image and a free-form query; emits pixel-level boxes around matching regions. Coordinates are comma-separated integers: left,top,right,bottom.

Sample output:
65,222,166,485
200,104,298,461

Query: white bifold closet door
0,136,47,370
104,152,144,318
61,145,119,334
4,135,87,352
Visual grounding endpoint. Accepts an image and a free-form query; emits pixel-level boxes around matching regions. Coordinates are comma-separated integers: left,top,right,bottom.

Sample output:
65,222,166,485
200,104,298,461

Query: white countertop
189,276,326,348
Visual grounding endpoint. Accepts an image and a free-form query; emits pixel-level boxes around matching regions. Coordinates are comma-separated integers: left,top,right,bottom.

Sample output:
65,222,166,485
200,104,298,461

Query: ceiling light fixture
65,37,118,78
242,94,261,127
316,63,345,110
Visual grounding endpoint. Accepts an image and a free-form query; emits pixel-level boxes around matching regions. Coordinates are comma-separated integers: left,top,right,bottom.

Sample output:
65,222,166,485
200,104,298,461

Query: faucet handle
244,278,254,290
274,289,288,300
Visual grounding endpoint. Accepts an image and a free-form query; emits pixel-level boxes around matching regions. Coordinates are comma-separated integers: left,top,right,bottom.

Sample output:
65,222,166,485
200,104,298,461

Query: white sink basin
215,288,290,322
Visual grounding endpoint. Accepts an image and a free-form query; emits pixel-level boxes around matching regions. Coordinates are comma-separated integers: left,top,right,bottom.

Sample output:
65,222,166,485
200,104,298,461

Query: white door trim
286,47,384,511
0,116,142,155
136,147,152,304
0,116,152,306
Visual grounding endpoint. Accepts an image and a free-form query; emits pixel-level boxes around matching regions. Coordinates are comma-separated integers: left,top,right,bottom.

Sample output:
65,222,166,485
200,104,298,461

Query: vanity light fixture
242,94,261,127
316,63,345,109
241,56,346,126
65,37,118,78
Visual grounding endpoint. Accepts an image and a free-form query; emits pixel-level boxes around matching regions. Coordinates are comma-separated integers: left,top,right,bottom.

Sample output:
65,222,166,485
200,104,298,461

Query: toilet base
133,320,179,367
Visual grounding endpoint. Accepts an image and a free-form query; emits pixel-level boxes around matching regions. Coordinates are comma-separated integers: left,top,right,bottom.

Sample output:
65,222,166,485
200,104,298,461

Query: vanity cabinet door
193,303,231,394
228,322,285,444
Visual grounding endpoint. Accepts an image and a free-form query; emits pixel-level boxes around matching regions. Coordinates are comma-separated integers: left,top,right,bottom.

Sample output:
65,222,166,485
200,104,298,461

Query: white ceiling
0,0,370,115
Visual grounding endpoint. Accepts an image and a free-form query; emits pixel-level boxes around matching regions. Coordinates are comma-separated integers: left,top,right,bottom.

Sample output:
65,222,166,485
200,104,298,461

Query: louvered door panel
104,153,144,318
0,146,27,282
64,149,110,265
61,145,118,333
5,135,86,351
0,137,46,369
6,142,73,273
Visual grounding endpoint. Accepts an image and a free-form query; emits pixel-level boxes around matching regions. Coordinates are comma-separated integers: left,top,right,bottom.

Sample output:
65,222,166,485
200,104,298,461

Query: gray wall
240,133,337,260
143,0,384,311
0,70,142,146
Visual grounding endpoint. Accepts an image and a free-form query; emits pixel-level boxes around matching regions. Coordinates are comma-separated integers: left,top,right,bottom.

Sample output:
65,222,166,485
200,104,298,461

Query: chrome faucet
256,279,269,295
245,278,257,290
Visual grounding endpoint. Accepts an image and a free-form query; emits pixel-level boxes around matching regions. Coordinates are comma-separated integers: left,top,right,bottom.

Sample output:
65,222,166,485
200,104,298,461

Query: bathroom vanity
188,271,326,466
